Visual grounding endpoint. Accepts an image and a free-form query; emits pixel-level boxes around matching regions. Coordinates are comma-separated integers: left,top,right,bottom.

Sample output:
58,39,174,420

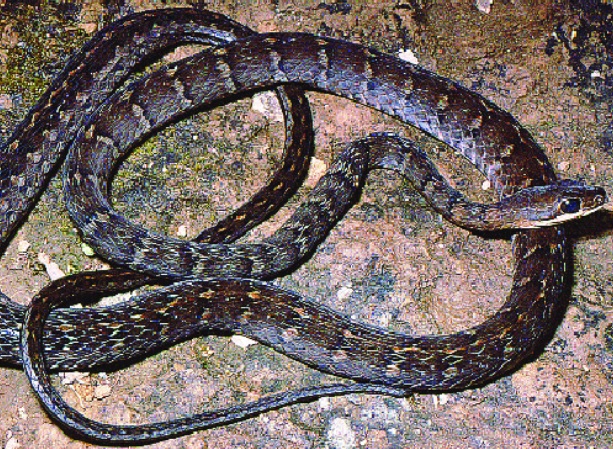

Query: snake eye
560,198,581,214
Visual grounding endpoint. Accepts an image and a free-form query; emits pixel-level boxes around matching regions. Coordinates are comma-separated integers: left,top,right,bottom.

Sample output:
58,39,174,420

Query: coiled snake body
1,8,317,366
0,8,605,444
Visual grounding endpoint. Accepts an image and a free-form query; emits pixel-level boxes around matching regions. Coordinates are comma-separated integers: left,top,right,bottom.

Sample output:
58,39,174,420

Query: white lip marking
535,204,606,227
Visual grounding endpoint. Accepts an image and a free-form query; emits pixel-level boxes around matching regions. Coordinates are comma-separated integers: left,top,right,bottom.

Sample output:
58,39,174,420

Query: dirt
0,0,612,448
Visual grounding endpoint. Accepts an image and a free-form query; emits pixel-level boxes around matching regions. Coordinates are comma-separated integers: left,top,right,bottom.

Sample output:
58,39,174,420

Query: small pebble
318,397,331,410
81,243,95,256
336,286,353,300
439,393,449,405
17,407,27,420
251,91,283,122
398,48,419,64
17,240,30,253
327,418,356,449
433,393,450,406
0,93,13,110
305,158,328,188
37,253,65,280
60,371,89,385
5,436,20,449
231,335,258,348
94,384,112,399
475,0,493,13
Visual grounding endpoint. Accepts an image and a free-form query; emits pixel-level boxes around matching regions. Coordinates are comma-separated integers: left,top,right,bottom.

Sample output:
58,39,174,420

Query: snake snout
583,185,608,211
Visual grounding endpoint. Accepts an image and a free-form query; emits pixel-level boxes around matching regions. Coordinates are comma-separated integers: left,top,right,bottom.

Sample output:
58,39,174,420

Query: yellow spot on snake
386,364,401,376
199,290,216,299
400,346,420,352
342,329,355,339
292,307,306,316
167,298,182,308
247,291,261,300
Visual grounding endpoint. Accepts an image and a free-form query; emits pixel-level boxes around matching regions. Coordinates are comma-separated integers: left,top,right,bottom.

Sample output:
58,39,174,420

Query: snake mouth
536,203,607,227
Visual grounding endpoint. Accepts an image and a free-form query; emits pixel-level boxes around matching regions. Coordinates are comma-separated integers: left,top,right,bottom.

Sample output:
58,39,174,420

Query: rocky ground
0,0,612,448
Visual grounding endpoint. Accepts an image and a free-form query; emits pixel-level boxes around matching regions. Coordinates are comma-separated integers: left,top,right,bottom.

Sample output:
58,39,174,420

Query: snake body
0,9,319,366
0,8,605,444
23,134,594,443
60,33,604,282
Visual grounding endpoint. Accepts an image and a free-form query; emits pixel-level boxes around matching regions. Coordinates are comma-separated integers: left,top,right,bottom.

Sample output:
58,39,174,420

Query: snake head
512,180,607,227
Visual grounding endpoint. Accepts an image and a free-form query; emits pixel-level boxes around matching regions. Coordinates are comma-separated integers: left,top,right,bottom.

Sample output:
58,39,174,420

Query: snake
22,133,605,443
0,8,604,444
